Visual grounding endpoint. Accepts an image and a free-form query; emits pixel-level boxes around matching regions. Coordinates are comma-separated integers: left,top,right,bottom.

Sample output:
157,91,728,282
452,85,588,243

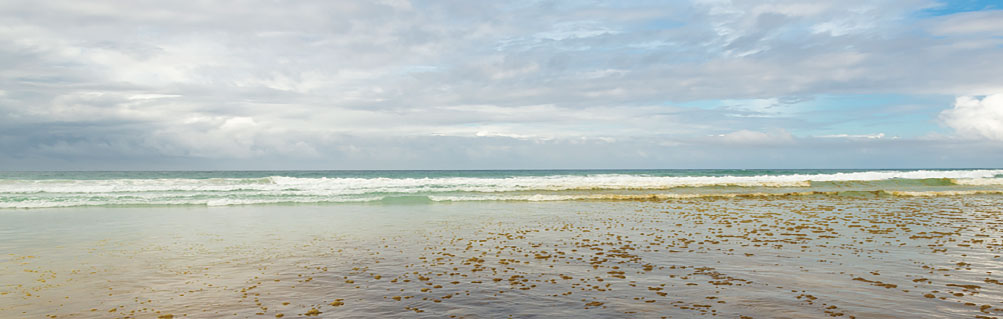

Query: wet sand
2,195,1002,318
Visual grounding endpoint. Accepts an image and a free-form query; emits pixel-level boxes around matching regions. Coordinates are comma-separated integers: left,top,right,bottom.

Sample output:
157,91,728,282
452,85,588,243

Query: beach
7,1,1003,317
2,171,1002,318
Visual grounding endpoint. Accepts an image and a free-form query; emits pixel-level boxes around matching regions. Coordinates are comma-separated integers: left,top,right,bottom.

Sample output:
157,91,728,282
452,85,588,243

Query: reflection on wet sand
2,195,1002,318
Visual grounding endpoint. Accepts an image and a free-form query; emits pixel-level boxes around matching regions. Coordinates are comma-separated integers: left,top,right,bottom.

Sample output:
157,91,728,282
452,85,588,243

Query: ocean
2,169,1002,318
2,169,1003,208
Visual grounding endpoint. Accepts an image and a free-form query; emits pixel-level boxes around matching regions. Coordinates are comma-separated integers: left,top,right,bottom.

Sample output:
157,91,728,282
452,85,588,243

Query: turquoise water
2,169,1003,208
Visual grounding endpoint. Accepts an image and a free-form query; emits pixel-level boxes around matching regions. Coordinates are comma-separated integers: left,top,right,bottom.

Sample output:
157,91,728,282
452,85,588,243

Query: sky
1,0,1002,170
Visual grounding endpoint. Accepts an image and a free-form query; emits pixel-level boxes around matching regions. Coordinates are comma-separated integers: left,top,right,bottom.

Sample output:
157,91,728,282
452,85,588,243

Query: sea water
1,170,1002,318
2,169,1003,208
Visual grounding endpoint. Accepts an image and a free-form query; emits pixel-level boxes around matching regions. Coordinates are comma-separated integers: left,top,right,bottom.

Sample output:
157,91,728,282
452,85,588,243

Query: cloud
713,129,795,146
817,133,887,139
940,94,1003,141
1,1,1003,169
929,10,1003,36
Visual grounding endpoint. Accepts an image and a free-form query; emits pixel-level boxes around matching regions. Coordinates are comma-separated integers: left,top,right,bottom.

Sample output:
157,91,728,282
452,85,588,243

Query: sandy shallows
1,196,1002,318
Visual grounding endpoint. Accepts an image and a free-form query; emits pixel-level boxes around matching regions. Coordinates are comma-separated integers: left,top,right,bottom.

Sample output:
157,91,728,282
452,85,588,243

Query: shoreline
3,197,1001,318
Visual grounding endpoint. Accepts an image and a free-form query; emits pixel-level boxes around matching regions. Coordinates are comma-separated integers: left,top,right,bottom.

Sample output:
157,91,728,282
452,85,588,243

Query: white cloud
2,1,1003,168
940,94,1003,141
930,11,1003,36
534,21,619,41
714,129,794,145
817,133,886,139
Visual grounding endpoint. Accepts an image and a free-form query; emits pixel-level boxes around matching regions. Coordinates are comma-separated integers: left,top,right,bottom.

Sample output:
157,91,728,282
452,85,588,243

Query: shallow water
2,196,1002,318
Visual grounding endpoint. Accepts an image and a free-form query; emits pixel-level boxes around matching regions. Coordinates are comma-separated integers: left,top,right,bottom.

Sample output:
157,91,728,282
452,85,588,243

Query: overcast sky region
1,0,1002,170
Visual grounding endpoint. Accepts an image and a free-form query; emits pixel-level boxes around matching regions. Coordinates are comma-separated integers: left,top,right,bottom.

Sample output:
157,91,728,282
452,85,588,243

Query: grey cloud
1,0,1002,169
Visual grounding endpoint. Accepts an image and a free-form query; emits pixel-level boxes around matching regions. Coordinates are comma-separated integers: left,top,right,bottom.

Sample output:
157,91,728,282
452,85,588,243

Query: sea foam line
4,190,1003,208
1,170,1002,194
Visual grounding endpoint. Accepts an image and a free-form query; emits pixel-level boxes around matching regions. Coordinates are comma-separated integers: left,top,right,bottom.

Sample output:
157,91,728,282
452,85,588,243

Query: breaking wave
2,169,1002,208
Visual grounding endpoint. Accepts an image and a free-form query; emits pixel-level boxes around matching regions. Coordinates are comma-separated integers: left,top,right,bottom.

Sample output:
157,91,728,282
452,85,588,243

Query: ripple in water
1,195,1002,318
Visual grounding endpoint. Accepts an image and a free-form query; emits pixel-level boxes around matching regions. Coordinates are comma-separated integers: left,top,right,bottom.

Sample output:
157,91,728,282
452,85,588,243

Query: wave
4,190,1003,209
2,170,1002,208
432,190,1003,201
2,170,1002,194
951,177,1003,186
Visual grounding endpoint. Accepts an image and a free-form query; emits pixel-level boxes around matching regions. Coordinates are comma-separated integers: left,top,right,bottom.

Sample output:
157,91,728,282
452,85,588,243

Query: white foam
0,196,384,208
951,178,1003,186
889,190,1003,197
2,170,1002,208
3,170,1001,195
